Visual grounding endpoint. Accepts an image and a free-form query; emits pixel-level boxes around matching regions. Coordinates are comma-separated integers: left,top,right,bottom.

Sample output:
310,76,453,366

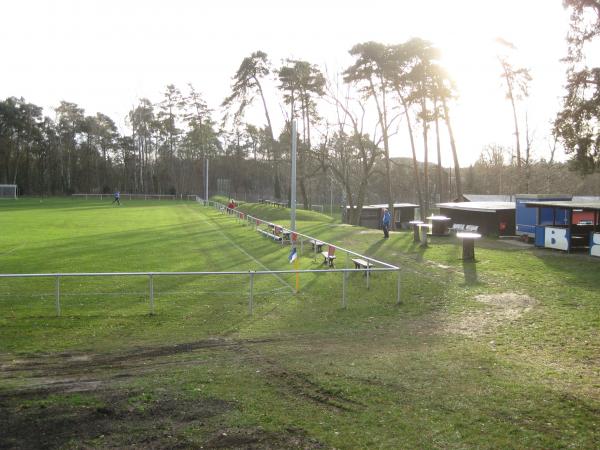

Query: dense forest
2,1,600,222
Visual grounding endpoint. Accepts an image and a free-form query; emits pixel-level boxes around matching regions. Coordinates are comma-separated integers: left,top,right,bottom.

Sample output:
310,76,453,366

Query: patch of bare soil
0,388,232,449
265,367,364,412
443,293,536,337
0,338,274,378
0,337,327,449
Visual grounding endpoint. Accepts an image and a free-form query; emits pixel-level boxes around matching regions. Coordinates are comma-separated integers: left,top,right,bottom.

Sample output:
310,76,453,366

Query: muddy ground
0,338,326,449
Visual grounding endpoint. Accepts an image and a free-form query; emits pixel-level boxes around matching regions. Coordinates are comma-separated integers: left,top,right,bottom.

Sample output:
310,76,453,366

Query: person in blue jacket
382,208,391,239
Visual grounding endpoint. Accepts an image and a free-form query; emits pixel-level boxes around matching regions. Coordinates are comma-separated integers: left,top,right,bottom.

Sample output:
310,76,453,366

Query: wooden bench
258,228,282,241
352,258,373,275
321,245,336,267
308,239,324,252
449,223,465,233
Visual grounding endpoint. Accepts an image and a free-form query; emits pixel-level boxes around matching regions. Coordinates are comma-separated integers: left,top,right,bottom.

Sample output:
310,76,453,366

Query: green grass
0,197,599,449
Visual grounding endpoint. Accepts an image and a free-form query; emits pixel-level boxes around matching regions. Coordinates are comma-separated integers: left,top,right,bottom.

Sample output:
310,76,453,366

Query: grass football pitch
0,198,598,449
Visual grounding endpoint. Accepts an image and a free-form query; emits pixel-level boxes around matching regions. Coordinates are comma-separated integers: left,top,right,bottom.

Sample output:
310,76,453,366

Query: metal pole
366,264,370,289
205,158,209,202
291,120,297,232
249,271,254,315
396,268,401,305
55,276,61,316
330,175,333,216
291,120,299,293
149,274,154,314
342,269,347,309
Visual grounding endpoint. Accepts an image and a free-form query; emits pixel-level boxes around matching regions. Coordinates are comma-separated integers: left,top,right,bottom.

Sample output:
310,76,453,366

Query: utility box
515,194,572,239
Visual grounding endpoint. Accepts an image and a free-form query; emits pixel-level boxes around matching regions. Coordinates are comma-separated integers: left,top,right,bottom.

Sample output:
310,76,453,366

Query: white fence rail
297,203,324,213
202,198,398,270
0,267,400,317
72,193,196,201
0,198,402,317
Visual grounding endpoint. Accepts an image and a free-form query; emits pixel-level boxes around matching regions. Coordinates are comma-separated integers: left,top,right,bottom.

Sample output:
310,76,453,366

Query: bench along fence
201,198,400,291
72,193,197,201
259,199,324,213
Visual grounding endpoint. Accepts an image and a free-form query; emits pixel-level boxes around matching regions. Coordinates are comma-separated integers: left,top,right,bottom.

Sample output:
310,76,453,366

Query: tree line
2,2,600,222
0,39,518,217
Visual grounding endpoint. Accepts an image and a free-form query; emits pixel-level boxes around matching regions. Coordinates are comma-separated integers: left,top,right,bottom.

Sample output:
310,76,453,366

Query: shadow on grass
364,237,388,257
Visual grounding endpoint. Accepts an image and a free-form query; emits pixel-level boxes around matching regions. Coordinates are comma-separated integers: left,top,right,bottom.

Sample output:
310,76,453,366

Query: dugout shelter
436,201,516,236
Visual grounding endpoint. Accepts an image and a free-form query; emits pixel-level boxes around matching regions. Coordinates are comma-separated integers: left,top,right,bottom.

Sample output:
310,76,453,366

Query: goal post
0,184,17,199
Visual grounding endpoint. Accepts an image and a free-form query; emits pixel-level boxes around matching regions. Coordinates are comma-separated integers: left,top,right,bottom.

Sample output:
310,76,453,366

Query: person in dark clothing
382,208,391,238
112,191,121,206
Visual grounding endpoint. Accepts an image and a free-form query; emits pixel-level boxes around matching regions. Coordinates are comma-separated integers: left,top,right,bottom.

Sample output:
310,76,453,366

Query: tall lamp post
291,120,297,232
291,120,299,292
204,157,209,203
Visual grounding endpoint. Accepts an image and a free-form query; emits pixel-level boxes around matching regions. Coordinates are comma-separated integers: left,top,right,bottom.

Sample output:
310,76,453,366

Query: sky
0,0,578,166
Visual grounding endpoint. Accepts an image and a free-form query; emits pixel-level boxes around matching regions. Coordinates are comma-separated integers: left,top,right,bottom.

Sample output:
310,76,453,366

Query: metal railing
297,203,324,213
201,197,401,304
0,266,400,317
0,198,402,317
203,198,398,270
72,193,197,201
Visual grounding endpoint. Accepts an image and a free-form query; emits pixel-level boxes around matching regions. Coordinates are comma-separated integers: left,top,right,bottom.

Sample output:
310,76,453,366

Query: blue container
515,194,572,238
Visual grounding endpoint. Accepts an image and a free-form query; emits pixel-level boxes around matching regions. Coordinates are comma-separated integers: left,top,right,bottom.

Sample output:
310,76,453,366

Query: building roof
572,196,600,202
524,201,600,211
462,194,514,202
515,194,572,200
346,203,419,209
368,203,419,209
437,201,516,213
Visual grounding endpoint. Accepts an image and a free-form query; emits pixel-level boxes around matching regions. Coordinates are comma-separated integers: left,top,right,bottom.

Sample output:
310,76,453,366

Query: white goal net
0,184,17,199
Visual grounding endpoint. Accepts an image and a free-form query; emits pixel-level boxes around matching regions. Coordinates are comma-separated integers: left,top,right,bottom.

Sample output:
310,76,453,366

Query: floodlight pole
291,120,297,232
330,174,334,216
291,121,299,293
204,158,209,203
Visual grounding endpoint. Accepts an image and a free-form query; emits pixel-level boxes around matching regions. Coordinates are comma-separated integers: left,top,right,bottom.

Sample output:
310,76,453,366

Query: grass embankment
0,197,598,449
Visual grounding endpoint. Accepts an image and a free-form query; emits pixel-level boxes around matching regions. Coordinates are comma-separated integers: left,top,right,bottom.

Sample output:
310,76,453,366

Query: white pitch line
196,207,295,293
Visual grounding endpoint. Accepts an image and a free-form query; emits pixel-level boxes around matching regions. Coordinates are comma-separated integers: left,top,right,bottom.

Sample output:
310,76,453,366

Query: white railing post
396,268,401,305
342,269,347,309
248,271,255,315
55,275,61,316
149,274,155,314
